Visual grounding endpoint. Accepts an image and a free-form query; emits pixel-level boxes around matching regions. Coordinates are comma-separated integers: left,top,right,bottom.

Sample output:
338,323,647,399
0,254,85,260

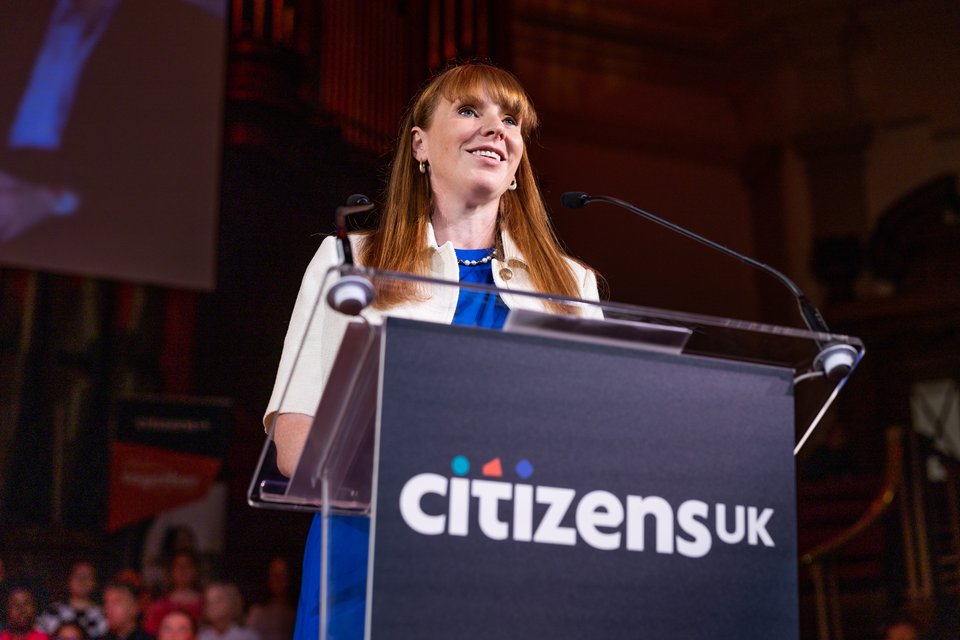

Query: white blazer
263,224,600,428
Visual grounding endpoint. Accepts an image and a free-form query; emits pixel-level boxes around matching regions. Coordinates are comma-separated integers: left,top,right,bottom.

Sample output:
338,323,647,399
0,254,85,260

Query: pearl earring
419,161,427,174
508,177,517,191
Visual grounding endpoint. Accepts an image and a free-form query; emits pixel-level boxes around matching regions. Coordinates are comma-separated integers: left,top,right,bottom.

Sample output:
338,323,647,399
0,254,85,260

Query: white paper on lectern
503,308,692,354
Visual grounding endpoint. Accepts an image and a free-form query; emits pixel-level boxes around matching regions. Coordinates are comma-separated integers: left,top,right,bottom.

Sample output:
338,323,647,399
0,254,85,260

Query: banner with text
368,319,798,640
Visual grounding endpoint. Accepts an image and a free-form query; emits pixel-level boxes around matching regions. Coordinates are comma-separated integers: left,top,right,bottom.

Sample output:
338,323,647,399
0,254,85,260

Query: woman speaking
264,62,599,639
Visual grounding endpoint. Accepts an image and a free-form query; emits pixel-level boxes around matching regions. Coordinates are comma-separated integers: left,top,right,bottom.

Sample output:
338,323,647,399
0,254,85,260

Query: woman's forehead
434,70,535,121
442,91,516,111
441,86,526,115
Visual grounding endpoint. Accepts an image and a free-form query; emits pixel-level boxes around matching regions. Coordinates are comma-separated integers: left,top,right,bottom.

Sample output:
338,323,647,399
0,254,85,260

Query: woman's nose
482,114,505,137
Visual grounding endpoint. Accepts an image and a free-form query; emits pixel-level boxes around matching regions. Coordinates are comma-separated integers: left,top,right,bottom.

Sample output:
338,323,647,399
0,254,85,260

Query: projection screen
0,0,226,290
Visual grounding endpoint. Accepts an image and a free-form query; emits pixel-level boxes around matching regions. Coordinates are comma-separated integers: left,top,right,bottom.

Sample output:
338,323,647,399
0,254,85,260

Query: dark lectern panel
370,318,797,640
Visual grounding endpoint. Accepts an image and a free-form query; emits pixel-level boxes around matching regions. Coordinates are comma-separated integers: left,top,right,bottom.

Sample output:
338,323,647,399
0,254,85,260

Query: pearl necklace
457,249,496,266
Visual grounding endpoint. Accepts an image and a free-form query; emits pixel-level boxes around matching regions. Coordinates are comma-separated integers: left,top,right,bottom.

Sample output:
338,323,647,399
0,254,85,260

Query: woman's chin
466,178,511,202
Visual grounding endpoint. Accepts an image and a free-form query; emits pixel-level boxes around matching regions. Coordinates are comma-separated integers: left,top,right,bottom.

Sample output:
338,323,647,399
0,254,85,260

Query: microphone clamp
814,343,858,382
329,194,377,314
326,275,375,316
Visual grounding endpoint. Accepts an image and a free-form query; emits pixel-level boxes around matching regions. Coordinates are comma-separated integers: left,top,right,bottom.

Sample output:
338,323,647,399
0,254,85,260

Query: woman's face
413,91,523,208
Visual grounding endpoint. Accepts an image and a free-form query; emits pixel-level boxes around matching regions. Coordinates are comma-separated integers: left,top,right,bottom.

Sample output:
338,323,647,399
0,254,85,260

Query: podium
249,265,864,640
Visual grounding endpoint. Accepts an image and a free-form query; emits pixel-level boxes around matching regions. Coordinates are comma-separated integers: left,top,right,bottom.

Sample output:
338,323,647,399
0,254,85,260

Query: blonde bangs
432,65,539,136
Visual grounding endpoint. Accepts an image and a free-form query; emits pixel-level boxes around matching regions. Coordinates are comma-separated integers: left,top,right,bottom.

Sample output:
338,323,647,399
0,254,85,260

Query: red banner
107,441,221,532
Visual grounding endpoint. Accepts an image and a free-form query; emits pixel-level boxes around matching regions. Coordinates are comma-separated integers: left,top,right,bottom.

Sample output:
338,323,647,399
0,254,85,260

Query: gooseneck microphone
327,194,376,315
336,193,374,266
561,191,857,380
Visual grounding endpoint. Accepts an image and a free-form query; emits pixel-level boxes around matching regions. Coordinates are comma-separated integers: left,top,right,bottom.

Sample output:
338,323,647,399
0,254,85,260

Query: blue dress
294,248,507,639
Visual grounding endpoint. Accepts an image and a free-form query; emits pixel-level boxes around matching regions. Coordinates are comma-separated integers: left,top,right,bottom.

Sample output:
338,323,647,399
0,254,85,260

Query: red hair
359,62,589,309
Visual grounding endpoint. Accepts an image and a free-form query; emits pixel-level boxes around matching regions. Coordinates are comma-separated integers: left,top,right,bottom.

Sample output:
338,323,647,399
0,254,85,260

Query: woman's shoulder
306,233,371,270
560,255,600,301
560,254,590,277
559,254,598,287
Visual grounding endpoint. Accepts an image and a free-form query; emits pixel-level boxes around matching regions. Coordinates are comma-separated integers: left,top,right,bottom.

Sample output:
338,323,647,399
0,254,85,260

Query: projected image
0,0,226,289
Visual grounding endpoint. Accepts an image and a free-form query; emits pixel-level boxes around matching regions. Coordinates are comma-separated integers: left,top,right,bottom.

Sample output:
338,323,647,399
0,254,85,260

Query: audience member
197,584,257,640
0,552,17,633
155,611,195,640
0,558,276,640
1,585,48,640
142,554,201,636
102,582,150,640
37,562,107,639
244,559,293,640
49,622,88,640
109,573,148,619
883,618,920,640
143,528,198,601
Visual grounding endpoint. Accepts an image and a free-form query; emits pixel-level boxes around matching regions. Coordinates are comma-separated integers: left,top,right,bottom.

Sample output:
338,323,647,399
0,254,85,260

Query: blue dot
515,459,534,479
451,455,470,476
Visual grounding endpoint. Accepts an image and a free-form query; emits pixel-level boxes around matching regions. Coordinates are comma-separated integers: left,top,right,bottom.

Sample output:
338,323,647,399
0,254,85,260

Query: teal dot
451,455,470,476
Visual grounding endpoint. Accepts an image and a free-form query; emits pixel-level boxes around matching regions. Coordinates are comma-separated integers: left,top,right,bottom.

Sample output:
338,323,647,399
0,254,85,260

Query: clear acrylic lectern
248,264,864,640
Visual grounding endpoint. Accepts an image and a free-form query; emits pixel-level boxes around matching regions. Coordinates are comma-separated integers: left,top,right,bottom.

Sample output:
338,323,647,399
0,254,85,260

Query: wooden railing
799,426,904,640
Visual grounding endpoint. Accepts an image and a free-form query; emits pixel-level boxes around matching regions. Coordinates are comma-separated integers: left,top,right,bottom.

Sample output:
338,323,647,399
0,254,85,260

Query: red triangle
482,457,503,477
107,441,221,531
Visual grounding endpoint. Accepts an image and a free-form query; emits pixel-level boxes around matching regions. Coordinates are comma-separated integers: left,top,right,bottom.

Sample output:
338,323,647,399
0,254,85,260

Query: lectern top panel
249,265,863,513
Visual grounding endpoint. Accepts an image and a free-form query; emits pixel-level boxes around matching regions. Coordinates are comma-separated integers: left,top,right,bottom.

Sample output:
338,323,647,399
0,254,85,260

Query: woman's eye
504,116,518,126
458,106,477,117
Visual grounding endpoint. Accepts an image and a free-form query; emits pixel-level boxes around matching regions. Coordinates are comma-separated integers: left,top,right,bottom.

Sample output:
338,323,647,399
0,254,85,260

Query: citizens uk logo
398,455,776,558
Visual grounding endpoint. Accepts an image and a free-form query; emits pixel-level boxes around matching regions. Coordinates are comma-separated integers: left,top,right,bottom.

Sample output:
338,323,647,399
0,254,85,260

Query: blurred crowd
0,536,926,640
0,550,295,640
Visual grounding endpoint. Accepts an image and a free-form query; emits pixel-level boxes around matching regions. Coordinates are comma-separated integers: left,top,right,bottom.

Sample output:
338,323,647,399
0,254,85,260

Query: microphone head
561,192,590,209
346,193,371,206
327,275,375,315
